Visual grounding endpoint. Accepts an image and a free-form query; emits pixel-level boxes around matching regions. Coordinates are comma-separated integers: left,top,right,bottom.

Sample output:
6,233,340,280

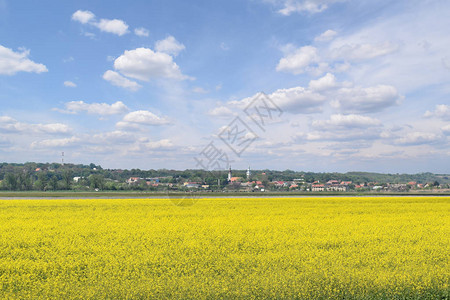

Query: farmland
0,196,449,299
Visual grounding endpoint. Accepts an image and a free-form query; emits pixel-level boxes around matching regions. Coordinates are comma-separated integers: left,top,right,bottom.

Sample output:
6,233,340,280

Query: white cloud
64,81,77,88
311,114,381,130
276,0,346,15
92,131,135,144
71,10,95,24
208,106,235,117
270,86,326,113
320,1,450,93
0,45,48,75
141,139,174,150
31,136,81,148
134,27,149,37
229,86,325,115
36,123,71,134
394,132,441,146
334,85,401,113
424,104,450,121
117,110,170,129
113,47,190,81
442,124,450,135
308,72,337,91
0,116,70,134
276,41,398,76
155,36,186,56
102,70,142,91
293,114,383,143
96,18,129,36
331,42,398,62
71,10,129,36
302,130,381,142
124,138,176,153
315,29,337,42
55,101,129,115
276,46,319,74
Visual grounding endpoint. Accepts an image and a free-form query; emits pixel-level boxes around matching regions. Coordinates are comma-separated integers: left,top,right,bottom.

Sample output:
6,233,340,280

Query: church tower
246,166,251,180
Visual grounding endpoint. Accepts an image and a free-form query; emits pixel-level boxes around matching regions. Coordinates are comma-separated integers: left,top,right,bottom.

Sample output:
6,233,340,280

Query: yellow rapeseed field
0,196,449,299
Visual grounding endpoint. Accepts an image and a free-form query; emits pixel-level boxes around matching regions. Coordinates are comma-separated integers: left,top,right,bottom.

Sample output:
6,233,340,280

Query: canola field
0,196,449,299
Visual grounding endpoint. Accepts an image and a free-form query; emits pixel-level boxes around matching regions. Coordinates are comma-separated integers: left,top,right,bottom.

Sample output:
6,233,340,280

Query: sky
0,0,449,173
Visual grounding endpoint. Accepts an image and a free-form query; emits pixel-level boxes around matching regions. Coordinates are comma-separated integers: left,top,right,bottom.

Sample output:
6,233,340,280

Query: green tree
34,172,48,191
19,172,33,190
4,173,18,190
62,170,73,190
89,174,105,190
48,175,59,191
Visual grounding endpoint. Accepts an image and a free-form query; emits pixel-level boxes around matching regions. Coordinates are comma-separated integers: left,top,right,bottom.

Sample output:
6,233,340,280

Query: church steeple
246,166,251,180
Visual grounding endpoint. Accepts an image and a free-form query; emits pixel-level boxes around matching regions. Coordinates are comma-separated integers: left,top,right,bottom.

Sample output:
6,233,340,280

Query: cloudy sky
1,0,449,173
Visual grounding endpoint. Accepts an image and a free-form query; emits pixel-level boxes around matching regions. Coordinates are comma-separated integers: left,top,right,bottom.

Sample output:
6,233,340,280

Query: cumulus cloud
71,10,129,36
394,132,441,146
71,10,95,24
102,70,142,91
276,46,319,74
134,27,149,37
141,139,174,150
228,74,399,117
334,85,401,113
64,81,77,87
308,72,337,91
311,114,381,130
0,45,48,75
55,101,129,115
208,106,235,117
315,29,337,42
301,130,381,142
0,116,70,134
270,86,326,113
96,18,129,36
117,110,170,129
424,104,450,121
35,123,71,134
124,138,175,153
92,131,135,144
294,114,383,143
276,38,400,77
229,85,325,114
155,36,185,56
113,47,190,81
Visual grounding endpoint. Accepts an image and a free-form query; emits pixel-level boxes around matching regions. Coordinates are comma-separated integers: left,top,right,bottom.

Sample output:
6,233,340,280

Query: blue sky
1,0,449,173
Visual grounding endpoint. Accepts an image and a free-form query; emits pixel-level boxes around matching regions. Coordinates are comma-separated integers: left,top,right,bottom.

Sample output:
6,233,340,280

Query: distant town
0,162,449,193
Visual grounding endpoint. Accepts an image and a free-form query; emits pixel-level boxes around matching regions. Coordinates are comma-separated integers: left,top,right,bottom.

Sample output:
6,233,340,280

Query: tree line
0,162,448,191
